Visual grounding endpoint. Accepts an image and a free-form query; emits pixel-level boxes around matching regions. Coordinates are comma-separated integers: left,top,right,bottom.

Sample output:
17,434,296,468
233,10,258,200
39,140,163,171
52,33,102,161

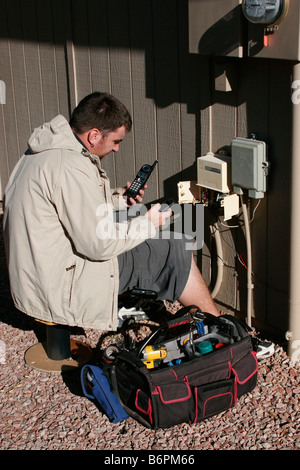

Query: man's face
94,125,126,160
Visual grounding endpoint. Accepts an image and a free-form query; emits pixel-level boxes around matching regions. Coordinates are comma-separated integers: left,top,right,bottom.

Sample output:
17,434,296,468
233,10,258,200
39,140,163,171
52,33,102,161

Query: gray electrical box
231,137,268,199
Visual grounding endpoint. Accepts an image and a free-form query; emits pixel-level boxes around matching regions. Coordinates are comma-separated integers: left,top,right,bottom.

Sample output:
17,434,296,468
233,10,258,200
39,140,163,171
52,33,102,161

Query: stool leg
25,321,93,372
46,324,71,360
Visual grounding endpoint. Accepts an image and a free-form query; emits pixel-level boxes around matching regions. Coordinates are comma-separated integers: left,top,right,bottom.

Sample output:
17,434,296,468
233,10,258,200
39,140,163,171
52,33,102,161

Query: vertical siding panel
105,0,134,189
128,0,158,203
0,1,11,194
208,60,239,313
87,0,111,93
35,0,60,122
237,60,269,138
152,0,181,199
236,102,247,138
70,0,92,102
210,60,237,152
20,0,45,128
179,101,197,177
64,0,78,112
0,102,8,198
177,0,200,180
201,107,212,154
211,102,236,152
266,60,292,331
87,0,115,185
200,57,213,155
51,0,71,118
2,0,31,168
236,59,269,322
210,58,238,152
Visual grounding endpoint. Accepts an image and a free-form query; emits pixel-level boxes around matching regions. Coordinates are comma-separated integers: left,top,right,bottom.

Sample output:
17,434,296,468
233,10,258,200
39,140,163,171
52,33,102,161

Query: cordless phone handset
126,160,158,198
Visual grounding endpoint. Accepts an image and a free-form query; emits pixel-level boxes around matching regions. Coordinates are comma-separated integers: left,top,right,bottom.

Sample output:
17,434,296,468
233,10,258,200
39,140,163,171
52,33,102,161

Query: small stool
24,319,93,373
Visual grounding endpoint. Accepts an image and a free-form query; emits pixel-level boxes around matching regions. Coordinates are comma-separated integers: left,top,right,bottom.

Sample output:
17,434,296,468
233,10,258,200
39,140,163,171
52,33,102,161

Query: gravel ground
0,216,299,451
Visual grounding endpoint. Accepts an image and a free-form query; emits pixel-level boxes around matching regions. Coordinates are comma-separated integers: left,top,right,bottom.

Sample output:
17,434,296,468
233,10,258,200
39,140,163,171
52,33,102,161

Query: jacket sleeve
52,157,156,261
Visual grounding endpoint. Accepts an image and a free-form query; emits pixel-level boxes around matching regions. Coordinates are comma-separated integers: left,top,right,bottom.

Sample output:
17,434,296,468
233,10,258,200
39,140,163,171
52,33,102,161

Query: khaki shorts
117,234,192,302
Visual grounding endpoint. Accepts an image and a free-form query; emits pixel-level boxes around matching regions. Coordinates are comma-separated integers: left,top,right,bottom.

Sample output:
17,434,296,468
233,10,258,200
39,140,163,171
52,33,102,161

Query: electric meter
242,0,289,25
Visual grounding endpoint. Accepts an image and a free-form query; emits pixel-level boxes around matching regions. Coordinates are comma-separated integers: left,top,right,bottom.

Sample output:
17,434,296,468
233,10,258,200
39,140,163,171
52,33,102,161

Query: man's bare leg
178,257,220,316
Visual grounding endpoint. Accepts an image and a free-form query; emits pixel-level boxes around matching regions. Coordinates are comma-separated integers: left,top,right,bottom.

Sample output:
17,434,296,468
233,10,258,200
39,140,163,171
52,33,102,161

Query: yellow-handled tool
142,345,167,369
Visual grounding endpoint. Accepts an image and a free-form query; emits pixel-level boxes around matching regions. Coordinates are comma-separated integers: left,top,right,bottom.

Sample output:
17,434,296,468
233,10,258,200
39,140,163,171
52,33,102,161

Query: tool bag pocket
150,377,193,428
193,378,236,422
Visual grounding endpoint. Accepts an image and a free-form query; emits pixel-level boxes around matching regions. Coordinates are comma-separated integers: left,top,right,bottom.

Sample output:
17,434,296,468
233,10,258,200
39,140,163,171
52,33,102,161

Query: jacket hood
28,115,82,154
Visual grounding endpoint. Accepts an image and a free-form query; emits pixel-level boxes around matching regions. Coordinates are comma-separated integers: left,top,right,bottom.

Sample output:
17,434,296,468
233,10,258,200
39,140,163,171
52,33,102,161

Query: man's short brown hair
70,92,132,135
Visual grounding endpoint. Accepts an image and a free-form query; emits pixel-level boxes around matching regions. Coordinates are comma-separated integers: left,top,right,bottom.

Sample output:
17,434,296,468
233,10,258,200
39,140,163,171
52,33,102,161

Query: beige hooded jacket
3,115,156,330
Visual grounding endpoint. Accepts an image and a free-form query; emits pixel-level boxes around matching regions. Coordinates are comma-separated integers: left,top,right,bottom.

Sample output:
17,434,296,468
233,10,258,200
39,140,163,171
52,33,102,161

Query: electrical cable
241,195,254,327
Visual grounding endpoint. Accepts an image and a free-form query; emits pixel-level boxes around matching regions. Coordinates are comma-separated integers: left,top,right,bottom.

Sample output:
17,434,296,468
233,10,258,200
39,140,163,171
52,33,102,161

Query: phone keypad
130,179,142,189
127,181,142,196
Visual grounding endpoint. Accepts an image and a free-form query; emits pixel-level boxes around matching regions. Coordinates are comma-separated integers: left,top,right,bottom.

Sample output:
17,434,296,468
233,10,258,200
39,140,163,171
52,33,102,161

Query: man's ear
87,128,102,147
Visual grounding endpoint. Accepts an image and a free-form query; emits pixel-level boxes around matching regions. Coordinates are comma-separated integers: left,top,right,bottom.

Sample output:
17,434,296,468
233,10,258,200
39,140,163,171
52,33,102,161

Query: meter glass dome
242,0,286,25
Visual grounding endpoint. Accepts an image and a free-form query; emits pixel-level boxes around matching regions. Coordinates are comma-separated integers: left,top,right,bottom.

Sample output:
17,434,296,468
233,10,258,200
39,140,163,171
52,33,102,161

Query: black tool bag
103,306,258,429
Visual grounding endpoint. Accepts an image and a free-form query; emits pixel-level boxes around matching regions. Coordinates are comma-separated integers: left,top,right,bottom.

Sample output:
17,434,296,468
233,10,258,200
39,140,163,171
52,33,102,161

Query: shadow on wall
198,5,244,56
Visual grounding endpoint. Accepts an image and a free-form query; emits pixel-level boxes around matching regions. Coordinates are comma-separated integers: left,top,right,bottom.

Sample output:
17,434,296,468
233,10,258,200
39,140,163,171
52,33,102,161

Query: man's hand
145,203,172,228
123,181,147,206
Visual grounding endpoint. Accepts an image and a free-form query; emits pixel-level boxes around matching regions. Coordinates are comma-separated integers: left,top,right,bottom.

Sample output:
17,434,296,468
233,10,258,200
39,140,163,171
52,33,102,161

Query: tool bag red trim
135,389,153,425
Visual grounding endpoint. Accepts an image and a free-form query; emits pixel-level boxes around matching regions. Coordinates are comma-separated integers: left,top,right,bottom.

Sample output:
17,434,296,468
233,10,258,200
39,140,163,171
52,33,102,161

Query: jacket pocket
64,262,76,309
